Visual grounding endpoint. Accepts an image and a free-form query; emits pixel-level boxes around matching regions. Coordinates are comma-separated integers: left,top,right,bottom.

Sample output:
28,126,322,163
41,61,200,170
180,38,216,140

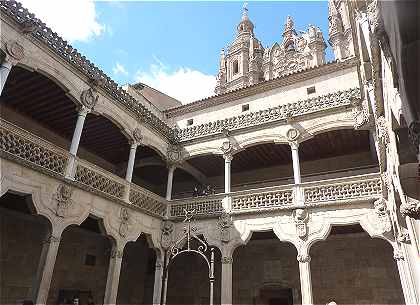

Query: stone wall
0,208,48,305
47,226,111,305
232,238,301,305
310,232,404,305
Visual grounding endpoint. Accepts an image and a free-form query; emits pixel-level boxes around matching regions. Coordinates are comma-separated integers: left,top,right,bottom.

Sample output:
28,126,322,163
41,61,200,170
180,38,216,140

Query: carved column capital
80,87,99,109
130,128,143,146
221,140,235,161
5,40,25,63
110,248,124,259
393,248,404,261
297,253,311,263
221,256,233,264
43,234,61,244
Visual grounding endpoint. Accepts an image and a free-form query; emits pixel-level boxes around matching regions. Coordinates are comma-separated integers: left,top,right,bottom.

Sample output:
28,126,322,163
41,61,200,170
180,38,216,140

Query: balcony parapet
169,194,225,218
0,118,167,218
167,174,382,218
176,88,360,142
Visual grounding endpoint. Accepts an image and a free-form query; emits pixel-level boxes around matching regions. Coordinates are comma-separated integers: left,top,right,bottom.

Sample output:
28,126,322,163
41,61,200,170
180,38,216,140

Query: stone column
125,143,139,182
298,254,313,305
221,256,233,305
65,107,90,178
153,256,164,305
289,142,301,184
224,154,232,194
34,231,62,305
0,60,13,95
103,244,125,305
394,249,418,305
166,165,175,201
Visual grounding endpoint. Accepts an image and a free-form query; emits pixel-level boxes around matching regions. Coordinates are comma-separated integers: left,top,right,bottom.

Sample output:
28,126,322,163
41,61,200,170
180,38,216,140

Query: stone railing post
297,254,313,305
103,241,126,305
221,256,233,305
33,228,63,305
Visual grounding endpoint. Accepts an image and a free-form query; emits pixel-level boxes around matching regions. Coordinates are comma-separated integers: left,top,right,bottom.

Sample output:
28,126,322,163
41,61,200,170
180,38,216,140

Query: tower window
242,104,249,112
233,60,239,75
187,119,194,126
306,86,316,95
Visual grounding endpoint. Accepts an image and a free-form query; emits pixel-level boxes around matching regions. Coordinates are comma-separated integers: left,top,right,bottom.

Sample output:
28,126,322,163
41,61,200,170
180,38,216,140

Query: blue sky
20,0,332,103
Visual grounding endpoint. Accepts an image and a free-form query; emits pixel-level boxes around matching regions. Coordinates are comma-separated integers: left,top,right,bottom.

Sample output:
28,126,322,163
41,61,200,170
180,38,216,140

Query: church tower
215,4,263,94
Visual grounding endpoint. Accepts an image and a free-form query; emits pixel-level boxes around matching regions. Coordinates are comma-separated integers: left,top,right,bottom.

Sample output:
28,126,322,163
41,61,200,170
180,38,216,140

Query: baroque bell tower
215,4,263,94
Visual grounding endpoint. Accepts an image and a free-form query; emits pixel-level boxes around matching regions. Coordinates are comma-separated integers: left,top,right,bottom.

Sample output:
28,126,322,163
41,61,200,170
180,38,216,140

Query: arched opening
172,167,205,199
133,164,168,197
48,216,113,305
186,154,224,194
299,129,379,181
233,231,300,305
1,66,133,178
116,234,156,305
0,191,52,305
310,224,404,305
166,239,221,305
233,60,239,75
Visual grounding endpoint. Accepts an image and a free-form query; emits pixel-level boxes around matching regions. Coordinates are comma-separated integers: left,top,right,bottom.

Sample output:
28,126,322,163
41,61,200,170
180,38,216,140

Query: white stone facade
0,1,419,305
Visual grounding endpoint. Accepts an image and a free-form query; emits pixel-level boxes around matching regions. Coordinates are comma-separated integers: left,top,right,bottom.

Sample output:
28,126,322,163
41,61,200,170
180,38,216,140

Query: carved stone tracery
6,40,24,61
161,220,174,249
54,183,73,217
293,208,309,239
80,88,98,109
118,207,130,238
218,212,233,243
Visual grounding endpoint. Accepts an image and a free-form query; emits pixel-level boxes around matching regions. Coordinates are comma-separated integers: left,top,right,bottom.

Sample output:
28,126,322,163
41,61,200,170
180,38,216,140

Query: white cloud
135,58,216,104
112,62,128,76
20,0,104,42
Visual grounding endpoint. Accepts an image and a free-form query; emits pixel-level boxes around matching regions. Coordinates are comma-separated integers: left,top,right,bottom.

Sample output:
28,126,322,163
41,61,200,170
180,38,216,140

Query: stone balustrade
1,118,382,219
0,118,168,217
231,185,294,213
169,194,225,218
167,174,382,218
0,118,69,176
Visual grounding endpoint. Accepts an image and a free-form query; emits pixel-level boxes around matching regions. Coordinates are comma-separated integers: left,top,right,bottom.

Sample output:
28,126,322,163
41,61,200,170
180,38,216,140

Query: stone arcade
0,1,419,305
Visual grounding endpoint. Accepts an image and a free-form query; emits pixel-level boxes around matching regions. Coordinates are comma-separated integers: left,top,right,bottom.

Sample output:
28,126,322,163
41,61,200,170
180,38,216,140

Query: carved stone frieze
293,208,309,239
161,220,174,249
54,183,73,217
177,88,360,142
80,88,98,109
400,197,420,220
6,41,24,61
118,207,130,238
218,212,233,243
